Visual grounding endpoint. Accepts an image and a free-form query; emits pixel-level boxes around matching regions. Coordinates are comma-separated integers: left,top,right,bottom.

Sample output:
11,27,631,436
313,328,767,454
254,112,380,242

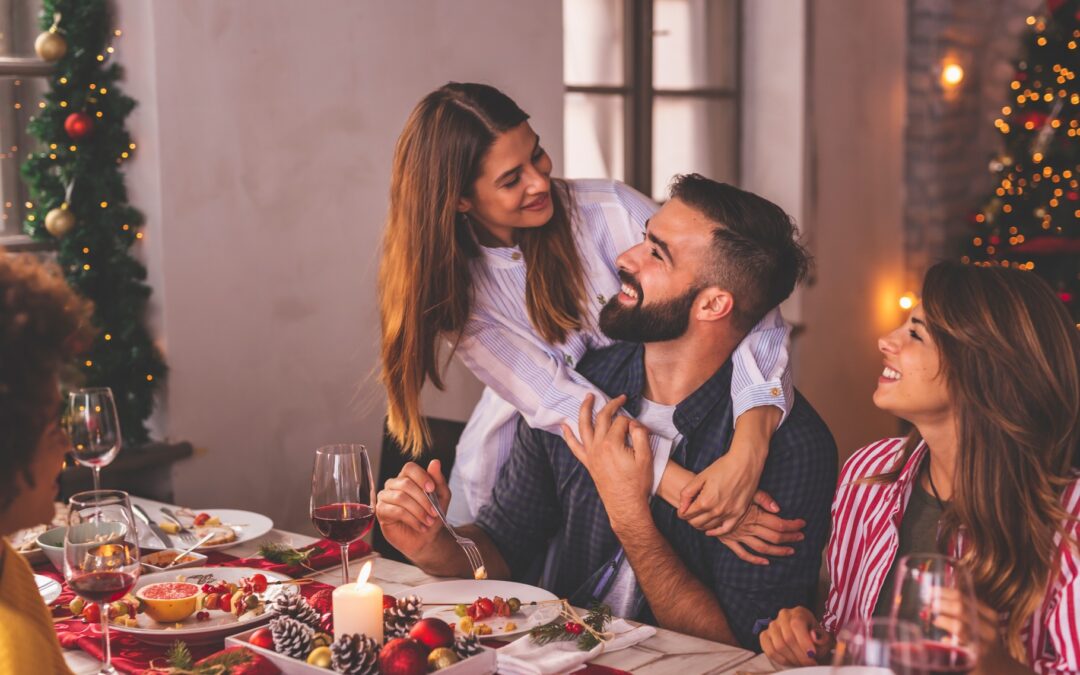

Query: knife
132,502,173,549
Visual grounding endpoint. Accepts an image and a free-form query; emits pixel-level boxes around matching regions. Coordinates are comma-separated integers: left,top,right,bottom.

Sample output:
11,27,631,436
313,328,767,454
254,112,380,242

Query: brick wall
904,0,1041,288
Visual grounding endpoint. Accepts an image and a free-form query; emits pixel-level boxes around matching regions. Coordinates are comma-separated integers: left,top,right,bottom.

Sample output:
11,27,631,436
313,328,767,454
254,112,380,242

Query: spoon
164,532,215,568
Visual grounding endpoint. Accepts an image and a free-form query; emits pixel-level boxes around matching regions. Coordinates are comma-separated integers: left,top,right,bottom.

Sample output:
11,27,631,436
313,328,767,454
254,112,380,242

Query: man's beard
599,272,701,343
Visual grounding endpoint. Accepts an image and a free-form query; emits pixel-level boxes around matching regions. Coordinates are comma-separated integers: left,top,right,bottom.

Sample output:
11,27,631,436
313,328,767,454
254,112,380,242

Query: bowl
140,549,208,573
34,526,66,573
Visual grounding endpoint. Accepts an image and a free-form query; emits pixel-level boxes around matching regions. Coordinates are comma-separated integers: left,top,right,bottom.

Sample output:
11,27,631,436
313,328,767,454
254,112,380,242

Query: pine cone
383,594,422,639
454,633,483,659
270,616,314,660
330,633,380,675
272,594,321,629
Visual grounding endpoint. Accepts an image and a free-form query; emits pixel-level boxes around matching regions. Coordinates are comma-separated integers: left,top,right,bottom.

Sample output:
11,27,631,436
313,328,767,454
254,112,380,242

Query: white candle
332,561,384,642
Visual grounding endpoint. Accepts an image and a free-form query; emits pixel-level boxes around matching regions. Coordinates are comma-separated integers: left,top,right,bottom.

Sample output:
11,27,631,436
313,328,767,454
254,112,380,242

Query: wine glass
310,444,375,586
891,553,979,674
64,490,140,675
833,617,927,674
66,388,122,492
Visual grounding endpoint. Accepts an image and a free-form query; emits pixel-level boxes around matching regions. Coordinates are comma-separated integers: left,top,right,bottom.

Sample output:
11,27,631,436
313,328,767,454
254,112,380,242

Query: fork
159,507,197,544
424,491,487,579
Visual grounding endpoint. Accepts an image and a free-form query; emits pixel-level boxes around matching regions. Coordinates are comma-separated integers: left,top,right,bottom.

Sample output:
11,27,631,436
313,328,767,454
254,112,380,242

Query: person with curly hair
0,251,94,675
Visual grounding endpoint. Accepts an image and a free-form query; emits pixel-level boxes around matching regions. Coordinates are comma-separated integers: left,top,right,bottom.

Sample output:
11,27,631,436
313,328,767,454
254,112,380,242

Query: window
0,0,53,248
563,0,741,201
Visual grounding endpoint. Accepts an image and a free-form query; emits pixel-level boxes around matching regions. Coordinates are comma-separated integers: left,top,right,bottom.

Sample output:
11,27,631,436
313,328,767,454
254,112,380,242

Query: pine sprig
258,542,315,568
529,602,613,651
167,640,193,670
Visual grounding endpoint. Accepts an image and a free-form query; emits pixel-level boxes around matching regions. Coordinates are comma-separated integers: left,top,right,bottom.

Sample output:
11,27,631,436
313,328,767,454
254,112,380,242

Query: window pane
653,0,737,90
0,76,45,236
563,0,625,87
652,97,736,201
564,92,625,181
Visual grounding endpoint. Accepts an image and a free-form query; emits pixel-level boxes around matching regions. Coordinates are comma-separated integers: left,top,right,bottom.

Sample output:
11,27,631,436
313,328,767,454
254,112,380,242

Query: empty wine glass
65,490,140,675
891,553,979,674
833,617,927,674
310,444,375,586
66,388,122,492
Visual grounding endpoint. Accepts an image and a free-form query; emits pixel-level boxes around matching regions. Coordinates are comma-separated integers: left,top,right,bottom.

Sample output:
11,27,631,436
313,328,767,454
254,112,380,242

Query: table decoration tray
227,626,497,674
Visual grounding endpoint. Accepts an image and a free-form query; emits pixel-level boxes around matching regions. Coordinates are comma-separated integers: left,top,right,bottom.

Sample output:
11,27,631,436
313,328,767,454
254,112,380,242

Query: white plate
110,566,297,645
139,507,274,551
34,574,62,606
412,579,560,640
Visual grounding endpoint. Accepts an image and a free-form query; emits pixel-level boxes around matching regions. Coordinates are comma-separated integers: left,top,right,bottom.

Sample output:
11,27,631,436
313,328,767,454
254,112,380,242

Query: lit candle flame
357,560,372,586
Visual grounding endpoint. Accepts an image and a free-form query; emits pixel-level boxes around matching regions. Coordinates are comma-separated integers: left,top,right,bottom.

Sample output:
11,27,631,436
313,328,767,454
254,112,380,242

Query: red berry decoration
63,111,94,140
378,637,429,675
565,621,584,635
408,617,455,650
309,588,333,614
249,626,274,650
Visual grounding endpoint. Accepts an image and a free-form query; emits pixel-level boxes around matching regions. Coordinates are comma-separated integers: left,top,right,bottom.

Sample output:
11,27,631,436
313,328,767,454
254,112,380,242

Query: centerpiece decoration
529,602,614,651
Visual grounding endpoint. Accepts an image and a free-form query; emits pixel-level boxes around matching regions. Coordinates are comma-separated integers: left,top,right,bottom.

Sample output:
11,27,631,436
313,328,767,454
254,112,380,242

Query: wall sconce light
940,61,964,88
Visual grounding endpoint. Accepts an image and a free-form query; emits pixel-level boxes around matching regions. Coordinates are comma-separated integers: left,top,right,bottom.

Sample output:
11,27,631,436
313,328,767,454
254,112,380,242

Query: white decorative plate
34,574,62,606
412,579,560,639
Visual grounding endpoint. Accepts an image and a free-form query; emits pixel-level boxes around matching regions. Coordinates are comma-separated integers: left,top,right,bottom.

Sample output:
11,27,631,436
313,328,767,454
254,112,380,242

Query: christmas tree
21,0,165,442
962,0,1080,321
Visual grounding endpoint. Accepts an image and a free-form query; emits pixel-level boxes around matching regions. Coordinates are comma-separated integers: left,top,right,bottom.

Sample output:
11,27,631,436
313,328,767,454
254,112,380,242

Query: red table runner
42,539,369,674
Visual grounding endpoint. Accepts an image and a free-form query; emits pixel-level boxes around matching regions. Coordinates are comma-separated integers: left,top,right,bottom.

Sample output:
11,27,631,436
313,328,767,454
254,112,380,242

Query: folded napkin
497,619,656,675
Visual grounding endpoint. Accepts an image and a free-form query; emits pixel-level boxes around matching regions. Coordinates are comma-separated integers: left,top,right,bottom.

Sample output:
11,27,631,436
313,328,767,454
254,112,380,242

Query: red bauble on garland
378,638,429,675
64,111,94,140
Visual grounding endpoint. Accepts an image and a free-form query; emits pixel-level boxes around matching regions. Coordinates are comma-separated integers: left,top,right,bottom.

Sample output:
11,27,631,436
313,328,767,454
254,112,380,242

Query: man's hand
375,459,451,561
678,405,780,534
715,491,805,565
561,394,653,531
759,606,832,667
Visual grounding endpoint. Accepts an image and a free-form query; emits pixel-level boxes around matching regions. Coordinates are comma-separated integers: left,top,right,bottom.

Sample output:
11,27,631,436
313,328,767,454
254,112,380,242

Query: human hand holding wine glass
66,388,122,492
892,553,980,674
64,490,140,675
310,444,375,587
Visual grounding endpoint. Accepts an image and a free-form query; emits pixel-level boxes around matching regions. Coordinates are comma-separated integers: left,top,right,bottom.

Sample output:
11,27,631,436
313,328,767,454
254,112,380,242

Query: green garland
21,0,166,442
530,602,613,651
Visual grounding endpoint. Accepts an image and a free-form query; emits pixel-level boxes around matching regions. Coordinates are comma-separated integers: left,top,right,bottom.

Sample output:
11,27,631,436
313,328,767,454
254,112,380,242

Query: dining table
59,495,780,675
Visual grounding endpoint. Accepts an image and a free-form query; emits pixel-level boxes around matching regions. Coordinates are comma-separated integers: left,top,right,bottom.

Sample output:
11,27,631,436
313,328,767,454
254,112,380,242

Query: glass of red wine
310,444,375,587
66,388,122,493
891,553,980,675
64,490,140,675
833,617,927,674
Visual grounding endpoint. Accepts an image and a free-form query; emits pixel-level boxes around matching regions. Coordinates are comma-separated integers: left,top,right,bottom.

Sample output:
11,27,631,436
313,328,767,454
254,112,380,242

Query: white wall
115,1,562,532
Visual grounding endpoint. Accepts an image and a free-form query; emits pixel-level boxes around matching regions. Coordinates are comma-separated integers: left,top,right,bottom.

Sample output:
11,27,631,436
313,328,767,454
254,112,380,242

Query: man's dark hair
669,173,810,332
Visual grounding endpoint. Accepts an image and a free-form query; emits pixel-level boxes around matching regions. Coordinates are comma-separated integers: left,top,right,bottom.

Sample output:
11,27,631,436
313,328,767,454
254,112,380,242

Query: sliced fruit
135,582,200,623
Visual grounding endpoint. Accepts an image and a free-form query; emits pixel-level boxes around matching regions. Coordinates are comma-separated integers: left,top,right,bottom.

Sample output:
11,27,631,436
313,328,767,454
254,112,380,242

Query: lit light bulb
899,293,917,310
941,62,964,87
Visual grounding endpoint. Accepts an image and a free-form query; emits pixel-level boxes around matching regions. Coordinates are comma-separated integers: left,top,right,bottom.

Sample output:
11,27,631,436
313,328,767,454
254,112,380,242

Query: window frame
564,0,743,197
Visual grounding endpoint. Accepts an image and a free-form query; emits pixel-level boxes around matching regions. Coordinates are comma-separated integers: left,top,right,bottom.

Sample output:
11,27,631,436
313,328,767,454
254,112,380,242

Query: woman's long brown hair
874,262,1080,659
378,83,586,458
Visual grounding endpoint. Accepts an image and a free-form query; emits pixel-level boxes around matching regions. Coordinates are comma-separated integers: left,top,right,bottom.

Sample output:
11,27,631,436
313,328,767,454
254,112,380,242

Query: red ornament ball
64,112,94,140
308,589,333,614
382,594,396,611
409,617,455,650
378,637,429,675
565,621,584,635
249,626,274,651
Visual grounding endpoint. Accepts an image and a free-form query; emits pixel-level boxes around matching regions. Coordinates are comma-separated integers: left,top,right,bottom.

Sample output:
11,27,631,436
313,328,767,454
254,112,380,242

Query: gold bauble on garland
34,29,67,62
44,205,75,238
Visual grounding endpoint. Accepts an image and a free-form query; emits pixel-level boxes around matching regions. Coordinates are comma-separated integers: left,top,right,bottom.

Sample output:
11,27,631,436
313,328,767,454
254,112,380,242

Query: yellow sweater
0,539,74,674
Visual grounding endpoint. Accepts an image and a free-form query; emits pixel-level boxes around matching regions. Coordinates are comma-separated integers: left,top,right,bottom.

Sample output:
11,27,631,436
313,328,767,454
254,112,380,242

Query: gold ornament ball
44,207,75,237
427,647,460,670
306,646,332,668
34,30,67,62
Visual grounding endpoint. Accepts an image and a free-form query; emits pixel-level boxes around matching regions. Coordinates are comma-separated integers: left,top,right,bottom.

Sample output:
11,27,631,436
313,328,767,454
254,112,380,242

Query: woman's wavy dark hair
873,261,1080,659
0,252,94,512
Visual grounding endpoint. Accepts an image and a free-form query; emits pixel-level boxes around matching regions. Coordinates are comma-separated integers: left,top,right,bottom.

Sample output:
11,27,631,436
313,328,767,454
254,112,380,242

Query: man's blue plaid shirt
474,341,837,650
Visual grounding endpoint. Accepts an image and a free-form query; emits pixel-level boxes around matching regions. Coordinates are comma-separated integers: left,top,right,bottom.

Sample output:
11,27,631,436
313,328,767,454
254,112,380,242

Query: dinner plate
137,507,274,551
34,574,62,606
413,579,561,640
109,566,297,645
